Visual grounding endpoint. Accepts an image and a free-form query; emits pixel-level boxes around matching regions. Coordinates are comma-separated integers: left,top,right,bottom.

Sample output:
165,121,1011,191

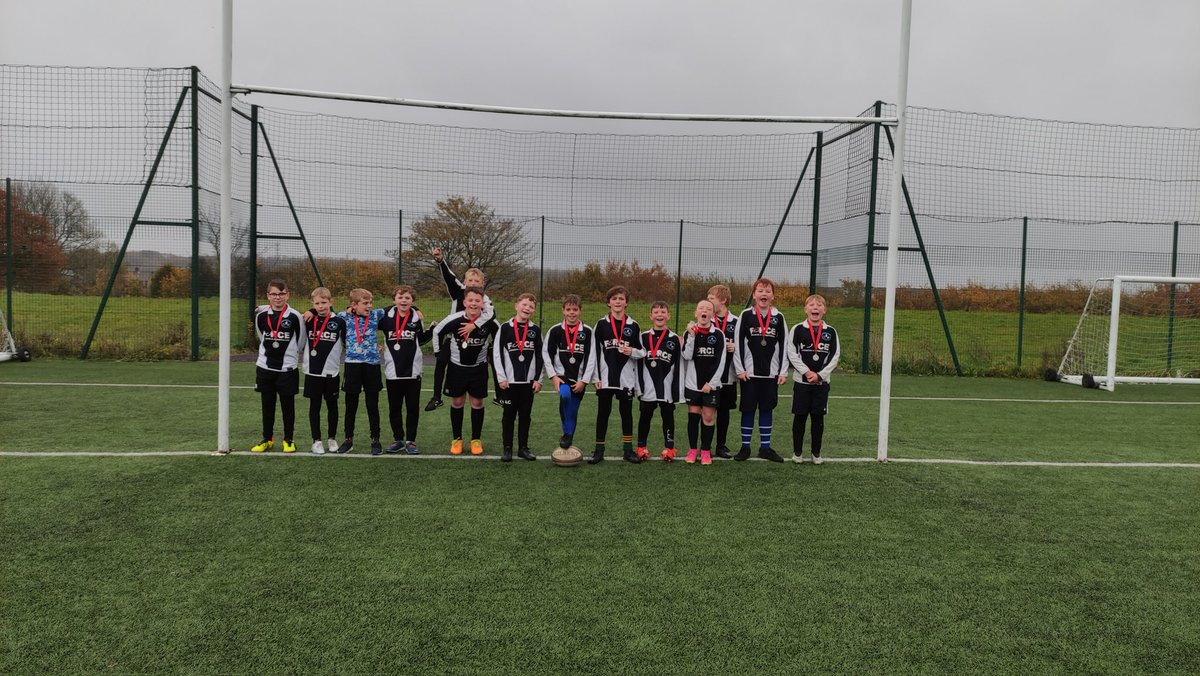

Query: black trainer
517,448,537,461
335,438,354,454
501,447,513,462
733,446,751,461
424,398,443,412
559,434,572,449
370,438,383,456
715,445,733,460
587,450,604,465
758,447,785,463
623,448,641,463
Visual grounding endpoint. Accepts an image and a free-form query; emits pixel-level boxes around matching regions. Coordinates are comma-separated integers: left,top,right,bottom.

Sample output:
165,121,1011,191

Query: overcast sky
3,0,1198,130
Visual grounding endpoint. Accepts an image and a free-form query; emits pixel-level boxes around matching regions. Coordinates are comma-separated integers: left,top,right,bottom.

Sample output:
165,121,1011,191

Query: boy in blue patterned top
335,288,386,455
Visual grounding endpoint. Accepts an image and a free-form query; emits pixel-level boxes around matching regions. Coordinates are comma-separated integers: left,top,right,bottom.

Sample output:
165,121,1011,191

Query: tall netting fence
2,65,1197,374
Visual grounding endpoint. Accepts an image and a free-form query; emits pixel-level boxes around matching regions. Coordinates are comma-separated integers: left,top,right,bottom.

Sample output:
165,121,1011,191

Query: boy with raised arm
732,277,788,463
542,294,594,450
634,301,681,462
381,285,433,455
432,286,496,456
682,299,727,465
493,293,544,462
707,284,739,459
302,286,347,455
589,286,645,464
787,294,841,464
252,278,306,453
426,247,495,411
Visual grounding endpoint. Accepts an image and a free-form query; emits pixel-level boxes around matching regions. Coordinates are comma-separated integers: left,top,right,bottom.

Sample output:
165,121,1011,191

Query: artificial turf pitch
1,361,1198,672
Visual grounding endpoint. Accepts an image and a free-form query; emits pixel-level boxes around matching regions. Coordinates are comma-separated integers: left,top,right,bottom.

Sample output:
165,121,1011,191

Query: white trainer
813,455,824,465
791,454,804,464
327,438,338,453
311,441,326,455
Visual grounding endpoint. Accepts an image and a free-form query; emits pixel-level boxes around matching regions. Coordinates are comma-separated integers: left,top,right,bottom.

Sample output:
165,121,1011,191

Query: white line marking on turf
1,451,1197,468
3,381,1197,406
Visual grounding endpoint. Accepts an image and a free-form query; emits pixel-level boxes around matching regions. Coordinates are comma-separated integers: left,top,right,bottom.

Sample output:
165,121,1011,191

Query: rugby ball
551,446,584,467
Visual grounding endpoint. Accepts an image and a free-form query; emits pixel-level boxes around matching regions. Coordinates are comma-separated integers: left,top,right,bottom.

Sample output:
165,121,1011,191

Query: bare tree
396,196,533,296
12,183,101,253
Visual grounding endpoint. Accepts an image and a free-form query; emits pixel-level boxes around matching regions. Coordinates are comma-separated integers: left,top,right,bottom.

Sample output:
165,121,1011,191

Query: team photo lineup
249,246,841,465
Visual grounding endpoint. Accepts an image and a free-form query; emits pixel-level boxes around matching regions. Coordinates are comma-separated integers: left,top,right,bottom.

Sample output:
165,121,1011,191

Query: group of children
251,254,841,464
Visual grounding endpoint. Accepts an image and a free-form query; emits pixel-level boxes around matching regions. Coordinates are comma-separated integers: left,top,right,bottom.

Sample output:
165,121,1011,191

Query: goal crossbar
231,84,899,125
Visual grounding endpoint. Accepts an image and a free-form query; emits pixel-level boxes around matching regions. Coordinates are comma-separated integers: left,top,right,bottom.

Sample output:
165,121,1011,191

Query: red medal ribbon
394,309,411,342
270,305,289,340
715,313,729,336
462,311,481,343
512,318,530,358
755,306,773,341
807,320,823,353
310,311,332,351
648,328,668,359
353,314,367,345
609,313,627,348
563,321,580,356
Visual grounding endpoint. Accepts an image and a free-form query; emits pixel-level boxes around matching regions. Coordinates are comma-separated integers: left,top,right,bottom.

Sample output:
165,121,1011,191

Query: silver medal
518,354,525,362
760,339,767,347
650,360,658,367
462,340,469,349
568,356,576,365
272,341,280,348
310,349,317,356
393,342,400,350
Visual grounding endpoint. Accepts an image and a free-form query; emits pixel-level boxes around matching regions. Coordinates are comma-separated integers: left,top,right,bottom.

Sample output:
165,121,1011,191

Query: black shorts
303,373,341,399
792,381,831,415
256,366,299,397
718,381,738,409
343,362,383,395
684,387,721,408
445,364,489,399
739,377,779,413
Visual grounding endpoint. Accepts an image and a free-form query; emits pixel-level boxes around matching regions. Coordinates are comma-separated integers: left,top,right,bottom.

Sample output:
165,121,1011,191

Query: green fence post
248,105,259,332
809,132,823,294
1167,220,1179,370
861,101,883,373
675,219,684,332
539,216,545,326
4,177,11,335
189,67,201,361
1017,216,1028,368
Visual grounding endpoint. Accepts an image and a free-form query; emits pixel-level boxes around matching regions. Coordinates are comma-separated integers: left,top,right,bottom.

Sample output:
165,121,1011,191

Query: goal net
1051,276,1200,390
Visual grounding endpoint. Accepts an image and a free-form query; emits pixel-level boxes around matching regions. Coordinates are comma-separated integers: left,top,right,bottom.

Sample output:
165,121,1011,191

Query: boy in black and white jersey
542,294,594,450
634,301,680,463
252,278,307,453
302,286,347,455
732,277,788,463
682,300,727,465
432,286,496,456
381,285,432,455
589,286,645,464
707,284,739,459
787,294,840,464
425,247,495,412
493,293,544,462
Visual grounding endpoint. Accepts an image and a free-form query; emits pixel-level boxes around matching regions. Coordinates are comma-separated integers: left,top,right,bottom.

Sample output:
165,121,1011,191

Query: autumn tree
396,196,533,298
11,183,101,254
0,187,69,292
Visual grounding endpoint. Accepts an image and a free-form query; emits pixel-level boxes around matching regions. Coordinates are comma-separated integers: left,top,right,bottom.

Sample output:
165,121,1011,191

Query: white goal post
1051,275,1200,391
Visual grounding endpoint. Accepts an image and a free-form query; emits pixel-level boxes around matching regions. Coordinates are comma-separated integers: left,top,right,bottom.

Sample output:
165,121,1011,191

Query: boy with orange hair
732,277,788,463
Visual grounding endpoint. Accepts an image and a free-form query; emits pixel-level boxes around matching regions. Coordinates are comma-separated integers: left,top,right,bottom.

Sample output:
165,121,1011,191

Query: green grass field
2,361,1199,672
12,290,1173,376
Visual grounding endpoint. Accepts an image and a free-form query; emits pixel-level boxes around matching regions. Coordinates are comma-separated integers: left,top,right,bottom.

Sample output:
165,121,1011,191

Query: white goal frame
216,0,914,459
1057,275,1200,391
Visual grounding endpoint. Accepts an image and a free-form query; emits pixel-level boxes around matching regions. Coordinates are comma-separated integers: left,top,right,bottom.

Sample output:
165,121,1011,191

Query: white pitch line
1,451,1197,468
2,381,1197,406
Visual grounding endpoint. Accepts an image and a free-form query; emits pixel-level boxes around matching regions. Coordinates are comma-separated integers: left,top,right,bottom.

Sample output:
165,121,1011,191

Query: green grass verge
2,458,1197,673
